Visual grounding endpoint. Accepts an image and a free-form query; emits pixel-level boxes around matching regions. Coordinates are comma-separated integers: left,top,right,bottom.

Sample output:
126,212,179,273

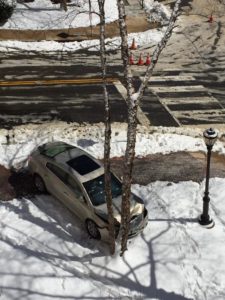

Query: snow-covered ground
2,0,118,30
1,1,225,298
0,27,165,52
2,0,168,30
1,177,225,299
1,125,225,300
0,122,224,169
0,0,169,52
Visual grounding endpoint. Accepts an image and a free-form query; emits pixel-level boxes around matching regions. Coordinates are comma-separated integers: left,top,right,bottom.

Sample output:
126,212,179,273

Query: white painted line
149,85,206,93
173,109,225,117
161,0,176,4
141,75,196,82
160,96,221,105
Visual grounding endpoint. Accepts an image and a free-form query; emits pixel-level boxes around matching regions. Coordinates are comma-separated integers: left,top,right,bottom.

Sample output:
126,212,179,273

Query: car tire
34,174,47,193
85,219,101,240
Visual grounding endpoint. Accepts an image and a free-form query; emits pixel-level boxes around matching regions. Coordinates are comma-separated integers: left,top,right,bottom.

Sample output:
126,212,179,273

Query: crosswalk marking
146,75,196,82
160,96,220,105
149,85,206,93
144,73,225,126
173,109,225,116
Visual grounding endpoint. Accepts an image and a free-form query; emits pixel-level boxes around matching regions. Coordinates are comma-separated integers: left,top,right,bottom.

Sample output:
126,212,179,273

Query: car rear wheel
34,174,47,193
86,219,101,240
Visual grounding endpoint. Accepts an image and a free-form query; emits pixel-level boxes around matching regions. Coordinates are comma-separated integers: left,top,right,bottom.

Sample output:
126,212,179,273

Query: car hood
94,193,144,223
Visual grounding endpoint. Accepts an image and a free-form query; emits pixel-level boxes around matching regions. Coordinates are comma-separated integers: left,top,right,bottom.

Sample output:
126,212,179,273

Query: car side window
46,162,85,203
46,162,68,183
66,175,84,201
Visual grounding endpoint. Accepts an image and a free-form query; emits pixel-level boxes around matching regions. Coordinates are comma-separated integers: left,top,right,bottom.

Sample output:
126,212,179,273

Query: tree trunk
116,0,182,256
116,0,136,256
60,0,67,11
98,0,115,255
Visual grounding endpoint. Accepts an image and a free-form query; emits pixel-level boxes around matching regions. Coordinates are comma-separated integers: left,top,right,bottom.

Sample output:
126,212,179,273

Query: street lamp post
199,128,218,228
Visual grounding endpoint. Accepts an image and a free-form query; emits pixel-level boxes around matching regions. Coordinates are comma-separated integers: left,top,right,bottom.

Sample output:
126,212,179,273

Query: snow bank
144,0,171,25
2,0,118,30
0,28,165,52
0,122,224,169
0,0,170,53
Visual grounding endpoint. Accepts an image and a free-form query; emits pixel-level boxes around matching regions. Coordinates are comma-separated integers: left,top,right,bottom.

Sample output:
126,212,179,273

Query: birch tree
116,0,182,256
97,0,116,254
59,0,68,11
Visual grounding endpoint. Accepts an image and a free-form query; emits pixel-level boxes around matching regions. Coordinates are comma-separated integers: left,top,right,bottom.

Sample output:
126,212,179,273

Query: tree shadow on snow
0,190,192,300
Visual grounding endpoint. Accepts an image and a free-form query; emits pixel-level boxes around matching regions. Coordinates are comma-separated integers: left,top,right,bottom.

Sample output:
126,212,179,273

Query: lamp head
203,128,218,147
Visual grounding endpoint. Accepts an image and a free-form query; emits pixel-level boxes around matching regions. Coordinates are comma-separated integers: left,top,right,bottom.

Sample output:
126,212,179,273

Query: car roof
40,142,104,182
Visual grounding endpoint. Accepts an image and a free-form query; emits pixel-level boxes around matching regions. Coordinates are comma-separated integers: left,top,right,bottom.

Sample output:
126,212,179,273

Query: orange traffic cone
209,14,213,23
129,38,137,50
145,53,151,66
137,53,144,66
129,53,135,65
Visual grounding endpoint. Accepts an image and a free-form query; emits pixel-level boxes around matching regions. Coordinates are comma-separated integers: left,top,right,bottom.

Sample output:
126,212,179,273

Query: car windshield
39,143,75,158
83,174,122,206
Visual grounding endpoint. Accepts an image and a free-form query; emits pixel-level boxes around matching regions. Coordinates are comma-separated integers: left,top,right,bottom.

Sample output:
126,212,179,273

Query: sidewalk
1,151,225,201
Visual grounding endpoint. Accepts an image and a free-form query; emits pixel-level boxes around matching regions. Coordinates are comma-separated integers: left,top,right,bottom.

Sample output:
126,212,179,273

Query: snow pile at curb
0,122,224,169
0,28,165,52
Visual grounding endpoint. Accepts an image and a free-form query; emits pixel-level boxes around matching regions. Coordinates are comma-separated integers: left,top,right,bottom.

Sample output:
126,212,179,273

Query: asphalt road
1,56,225,128
0,63,129,127
0,59,181,128
1,0,225,128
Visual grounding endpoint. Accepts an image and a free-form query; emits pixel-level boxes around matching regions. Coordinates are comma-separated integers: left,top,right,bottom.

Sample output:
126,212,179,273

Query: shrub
0,0,15,24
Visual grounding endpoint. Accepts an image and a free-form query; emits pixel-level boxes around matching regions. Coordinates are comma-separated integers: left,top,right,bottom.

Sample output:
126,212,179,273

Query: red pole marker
209,15,213,23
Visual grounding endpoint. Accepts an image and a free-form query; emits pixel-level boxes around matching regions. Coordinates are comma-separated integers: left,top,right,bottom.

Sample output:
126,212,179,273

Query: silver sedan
28,141,148,241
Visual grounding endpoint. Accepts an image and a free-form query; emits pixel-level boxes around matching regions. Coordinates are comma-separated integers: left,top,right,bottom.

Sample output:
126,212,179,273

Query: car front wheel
34,174,47,193
86,219,101,240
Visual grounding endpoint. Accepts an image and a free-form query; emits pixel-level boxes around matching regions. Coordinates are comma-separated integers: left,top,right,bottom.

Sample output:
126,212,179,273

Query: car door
45,162,67,200
45,162,90,220
65,174,91,220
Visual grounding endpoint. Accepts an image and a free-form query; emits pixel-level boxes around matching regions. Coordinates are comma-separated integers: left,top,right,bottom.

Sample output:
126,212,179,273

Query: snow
0,28,165,52
0,122,224,169
1,1,225,298
0,124,225,299
144,0,171,25
2,0,119,30
1,177,225,299
0,0,167,52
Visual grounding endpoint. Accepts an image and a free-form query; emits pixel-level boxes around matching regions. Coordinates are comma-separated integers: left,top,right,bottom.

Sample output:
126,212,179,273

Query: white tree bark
98,0,115,255
116,0,136,256
60,0,68,11
116,0,182,256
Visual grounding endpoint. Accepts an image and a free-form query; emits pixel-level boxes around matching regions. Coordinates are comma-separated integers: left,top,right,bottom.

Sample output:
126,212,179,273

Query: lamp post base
198,215,215,228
